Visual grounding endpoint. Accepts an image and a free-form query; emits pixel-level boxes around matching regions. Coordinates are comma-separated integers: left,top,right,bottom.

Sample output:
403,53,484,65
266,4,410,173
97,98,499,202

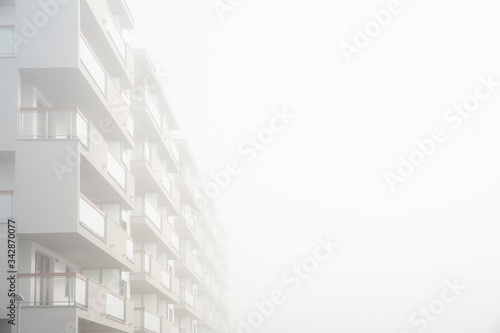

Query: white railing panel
79,196,106,239
80,36,106,94
107,151,126,189
106,292,125,321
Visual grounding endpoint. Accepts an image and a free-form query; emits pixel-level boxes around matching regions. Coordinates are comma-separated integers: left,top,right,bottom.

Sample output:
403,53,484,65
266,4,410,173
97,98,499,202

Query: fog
127,0,500,331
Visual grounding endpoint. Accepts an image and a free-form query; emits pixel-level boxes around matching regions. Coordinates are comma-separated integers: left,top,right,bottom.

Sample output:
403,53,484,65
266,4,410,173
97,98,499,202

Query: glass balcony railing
0,25,14,56
19,108,90,147
80,35,106,95
162,171,172,195
106,291,126,321
126,237,134,261
171,233,180,252
132,195,162,231
144,88,162,130
18,273,88,307
134,250,151,274
194,261,203,278
134,308,161,333
180,288,195,308
80,195,106,240
18,273,128,322
172,143,180,165
122,149,131,171
126,112,134,136
181,205,195,231
132,140,152,166
162,269,171,290
107,150,126,189
106,11,126,61
0,191,13,221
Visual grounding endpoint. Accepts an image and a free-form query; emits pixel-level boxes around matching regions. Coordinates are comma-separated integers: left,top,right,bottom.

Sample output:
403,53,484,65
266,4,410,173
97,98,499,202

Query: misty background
127,0,500,331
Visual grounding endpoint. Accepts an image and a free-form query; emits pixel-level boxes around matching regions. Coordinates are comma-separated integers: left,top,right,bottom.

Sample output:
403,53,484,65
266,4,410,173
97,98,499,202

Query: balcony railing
106,11,126,61
194,261,203,279
134,250,151,274
172,143,179,165
162,269,171,290
134,308,161,333
80,35,106,95
106,291,126,321
145,88,162,130
17,273,88,307
181,204,195,231
0,25,14,56
18,273,128,323
126,112,134,136
132,140,152,165
107,150,127,189
126,237,134,261
133,195,162,232
162,171,172,195
80,195,106,240
171,233,180,252
0,191,13,221
19,108,90,147
180,288,195,308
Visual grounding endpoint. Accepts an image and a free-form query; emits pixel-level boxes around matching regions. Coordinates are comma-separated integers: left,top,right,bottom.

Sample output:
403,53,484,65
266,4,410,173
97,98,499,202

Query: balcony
81,0,134,86
131,89,179,173
175,205,202,250
198,241,215,266
17,273,134,333
132,141,181,215
78,194,135,269
131,250,180,303
19,107,90,146
175,247,203,284
197,275,219,303
0,25,15,56
134,308,179,333
176,288,202,319
79,34,134,148
200,304,216,330
18,107,135,208
175,165,206,210
130,195,180,259
80,122,135,208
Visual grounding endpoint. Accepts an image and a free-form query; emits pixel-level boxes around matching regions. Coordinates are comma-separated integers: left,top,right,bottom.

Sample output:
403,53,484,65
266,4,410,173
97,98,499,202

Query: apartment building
0,1,228,332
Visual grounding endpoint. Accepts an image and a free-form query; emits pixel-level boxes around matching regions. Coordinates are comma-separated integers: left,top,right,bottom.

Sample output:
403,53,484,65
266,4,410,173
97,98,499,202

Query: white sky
127,0,500,332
